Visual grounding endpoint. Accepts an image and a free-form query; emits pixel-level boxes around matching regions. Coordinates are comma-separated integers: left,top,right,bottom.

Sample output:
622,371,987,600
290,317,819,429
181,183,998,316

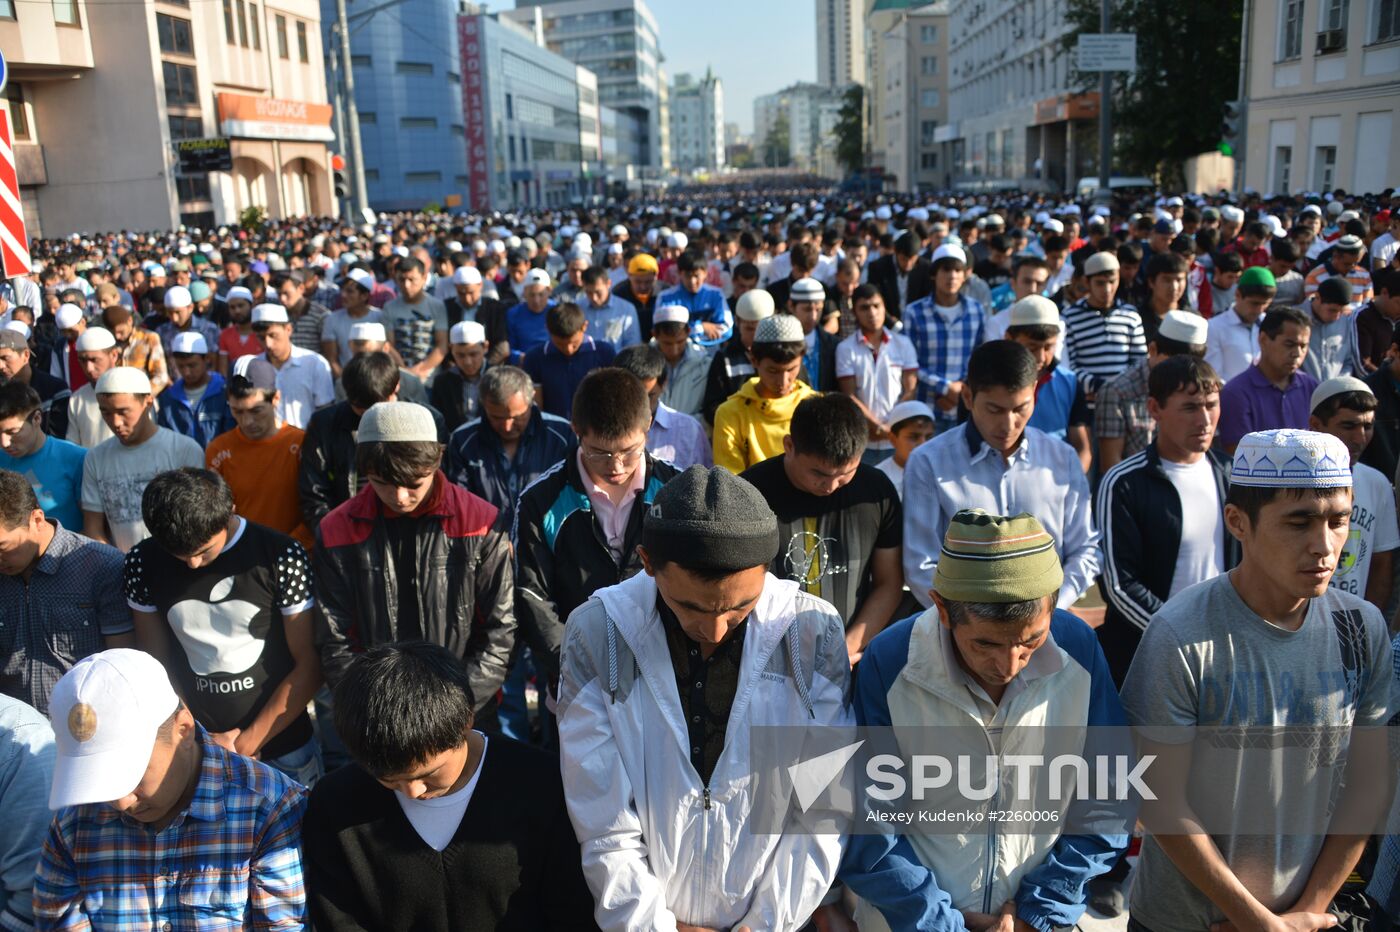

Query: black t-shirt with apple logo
123,519,315,760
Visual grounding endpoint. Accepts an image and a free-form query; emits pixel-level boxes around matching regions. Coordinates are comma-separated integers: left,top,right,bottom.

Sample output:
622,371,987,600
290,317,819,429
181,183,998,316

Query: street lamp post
335,0,370,220
1096,0,1112,205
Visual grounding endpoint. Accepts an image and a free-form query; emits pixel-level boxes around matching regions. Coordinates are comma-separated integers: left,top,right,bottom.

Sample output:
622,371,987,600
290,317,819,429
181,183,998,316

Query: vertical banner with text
458,15,490,212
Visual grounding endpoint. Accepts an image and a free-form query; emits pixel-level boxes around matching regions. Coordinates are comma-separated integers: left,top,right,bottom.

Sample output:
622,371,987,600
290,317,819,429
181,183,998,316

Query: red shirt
219,325,263,363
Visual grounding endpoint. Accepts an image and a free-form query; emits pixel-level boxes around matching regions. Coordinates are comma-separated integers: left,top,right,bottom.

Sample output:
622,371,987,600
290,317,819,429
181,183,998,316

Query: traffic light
1219,100,1244,158
332,153,349,198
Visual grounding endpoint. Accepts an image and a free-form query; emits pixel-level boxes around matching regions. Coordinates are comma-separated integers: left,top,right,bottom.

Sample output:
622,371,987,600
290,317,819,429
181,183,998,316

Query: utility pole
336,0,370,220
328,28,348,219
1096,0,1112,204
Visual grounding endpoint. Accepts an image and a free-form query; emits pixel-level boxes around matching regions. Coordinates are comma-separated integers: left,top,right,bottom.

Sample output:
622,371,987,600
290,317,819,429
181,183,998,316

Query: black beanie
642,466,779,571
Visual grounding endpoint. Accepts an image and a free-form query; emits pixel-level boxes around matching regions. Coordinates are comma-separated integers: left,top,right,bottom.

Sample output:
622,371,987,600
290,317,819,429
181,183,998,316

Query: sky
476,0,817,136
654,0,817,137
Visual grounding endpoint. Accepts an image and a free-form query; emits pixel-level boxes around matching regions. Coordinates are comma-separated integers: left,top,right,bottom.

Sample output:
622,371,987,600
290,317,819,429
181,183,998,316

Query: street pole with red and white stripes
0,53,32,278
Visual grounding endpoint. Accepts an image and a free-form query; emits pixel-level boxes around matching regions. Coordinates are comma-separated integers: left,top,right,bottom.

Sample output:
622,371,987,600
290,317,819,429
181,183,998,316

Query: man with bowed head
558,465,851,932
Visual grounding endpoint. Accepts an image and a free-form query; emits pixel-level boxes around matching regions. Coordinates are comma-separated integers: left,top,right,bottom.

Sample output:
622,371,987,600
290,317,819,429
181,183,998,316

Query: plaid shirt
0,524,130,716
33,727,308,931
1094,357,1154,456
901,293,986,416
117,329,169,394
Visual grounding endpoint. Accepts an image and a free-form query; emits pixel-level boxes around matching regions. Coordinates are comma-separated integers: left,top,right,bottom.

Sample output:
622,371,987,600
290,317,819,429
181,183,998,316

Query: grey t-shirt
1121,574,1393,932
381,294,448,367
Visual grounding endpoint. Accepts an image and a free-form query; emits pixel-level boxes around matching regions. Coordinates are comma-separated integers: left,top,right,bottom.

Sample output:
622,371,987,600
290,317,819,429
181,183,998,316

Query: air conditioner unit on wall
1316,29,1345,52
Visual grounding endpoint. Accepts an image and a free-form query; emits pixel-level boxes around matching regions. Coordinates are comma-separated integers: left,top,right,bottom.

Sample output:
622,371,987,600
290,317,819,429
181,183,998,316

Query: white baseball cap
452,266,483,286
653,305,690,326
95,366,152,395
169,331,209,355
348,321,387,342
450,320,487,345
75,327,117,352
55,303,85,329
162,285,193,308
524,269,551,289
610,224,628,237
48,649,181,809
3,320,31,339
886,399,935,429
251,304,289,324
345,268,375,291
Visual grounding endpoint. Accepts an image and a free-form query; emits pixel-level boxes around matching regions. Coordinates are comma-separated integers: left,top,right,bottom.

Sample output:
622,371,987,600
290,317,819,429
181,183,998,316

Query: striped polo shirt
1061,297,1147,392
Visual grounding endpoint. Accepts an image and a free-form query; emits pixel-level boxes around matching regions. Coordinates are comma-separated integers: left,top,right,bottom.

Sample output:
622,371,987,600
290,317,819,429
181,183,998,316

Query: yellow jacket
711,377,819,473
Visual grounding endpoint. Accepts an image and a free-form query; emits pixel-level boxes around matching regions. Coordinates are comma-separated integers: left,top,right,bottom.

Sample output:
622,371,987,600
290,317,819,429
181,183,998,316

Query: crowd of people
0,179,1398,931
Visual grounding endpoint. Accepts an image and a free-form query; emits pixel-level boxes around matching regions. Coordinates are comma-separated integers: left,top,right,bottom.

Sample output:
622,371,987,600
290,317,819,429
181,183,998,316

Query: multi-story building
504,0,666,173
863,0,914,173
756,82,845,176
670,69,725,173
329,0,465,211
1240,0,1399,194
816,0,866,89
879,2,950,191
458,11,605,209
942,0,1098,192
1,0,332,236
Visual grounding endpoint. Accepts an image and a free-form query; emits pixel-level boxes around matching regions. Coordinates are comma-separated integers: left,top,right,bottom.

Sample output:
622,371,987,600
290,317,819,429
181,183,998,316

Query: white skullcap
1084,252,1120,276
357,401,438,444
225,286,254,304
736,289,776,322
1157,310,1209,346
931,244,967,265
75,327,117,352
95,366,152,395
653,305,691,326
452,266,483,286
1007,296,1062,330
450,321,486,345
251,304,289,324
1310,376,1374,414
1229,429,1352,489
55,304,85,329
169,331,209,354
348,322,387,342
162,286,193,308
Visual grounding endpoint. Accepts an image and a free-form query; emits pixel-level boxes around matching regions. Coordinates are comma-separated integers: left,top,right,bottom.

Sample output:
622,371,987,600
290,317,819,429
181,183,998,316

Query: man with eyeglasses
514,368,678,710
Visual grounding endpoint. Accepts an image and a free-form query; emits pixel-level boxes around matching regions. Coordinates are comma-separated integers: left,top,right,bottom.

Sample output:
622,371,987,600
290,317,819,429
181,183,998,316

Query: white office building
817,0,866,88
671,70,725,173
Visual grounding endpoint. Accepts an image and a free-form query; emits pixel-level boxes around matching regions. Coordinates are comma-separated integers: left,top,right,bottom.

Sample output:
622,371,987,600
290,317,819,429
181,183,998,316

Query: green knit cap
1238,266,1276,289
934,510,1064,603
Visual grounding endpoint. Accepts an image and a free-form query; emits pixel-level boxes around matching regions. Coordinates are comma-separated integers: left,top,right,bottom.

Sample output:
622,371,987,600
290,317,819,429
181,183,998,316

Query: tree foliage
1061,0,1242,186
763,112,792,168
835,84,865,174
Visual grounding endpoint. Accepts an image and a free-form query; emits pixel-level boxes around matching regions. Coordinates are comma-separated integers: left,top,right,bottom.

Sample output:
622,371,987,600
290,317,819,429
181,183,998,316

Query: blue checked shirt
656,283,732,344
33,727,308,931
900,293,986,417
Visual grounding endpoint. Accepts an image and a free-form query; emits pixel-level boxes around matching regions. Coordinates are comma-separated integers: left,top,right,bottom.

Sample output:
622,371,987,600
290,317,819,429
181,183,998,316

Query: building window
236,0,248,47
364,168,379,182
275,13,288,58
920,89,941,108
358,111,376,123
451,124,464,135
447,71,460,83
162,61,199,106
1280,0,1304,56
920,56,938,75
1273,145,1292,192
297,21,309,62
920,24,937,42
920,120,938,145
0,0,15,20
158,14,194,55
1313,145,1337,189
1317,0,1349,48
53,0,79,25
1377,0,1400,40
249,2,260,49
404,171,442,184
176,176,211,202
222,0,235,42
5,86,28,140
921,152,939,169
400,117,438,129
169,114,203,138
396,61,433,75
350,54,371,67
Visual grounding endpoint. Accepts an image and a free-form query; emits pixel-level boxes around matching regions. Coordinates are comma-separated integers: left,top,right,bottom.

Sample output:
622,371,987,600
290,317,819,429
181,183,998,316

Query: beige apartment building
878,1,949,191
0,0,333,236
1241,0,1399,194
